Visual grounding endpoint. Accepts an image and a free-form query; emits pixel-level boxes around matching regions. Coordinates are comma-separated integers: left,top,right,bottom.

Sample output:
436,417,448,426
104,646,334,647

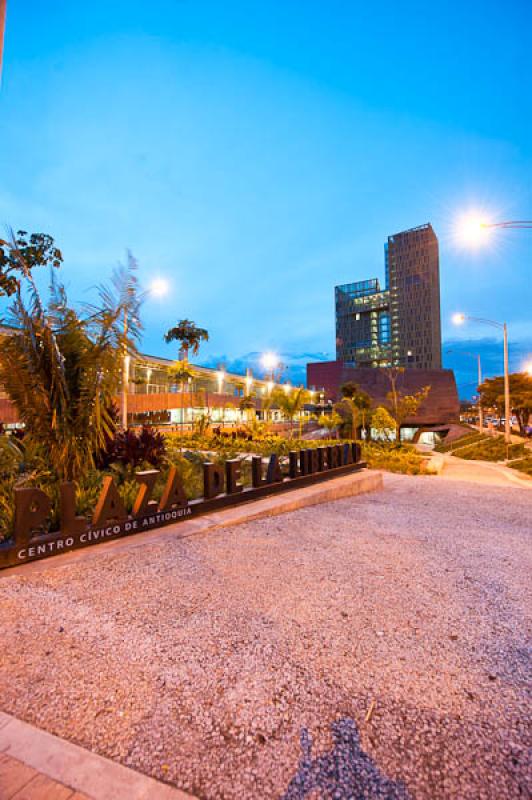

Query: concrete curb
0,712,195,799
0,470,384,579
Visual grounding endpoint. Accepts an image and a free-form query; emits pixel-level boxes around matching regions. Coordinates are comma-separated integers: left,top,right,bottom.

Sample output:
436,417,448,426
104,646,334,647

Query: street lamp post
121,277,170,429
452,314,511,444
121,309,129,429
0,1,6,86
446,348,483,431
480,221,532,230
453,213,532,445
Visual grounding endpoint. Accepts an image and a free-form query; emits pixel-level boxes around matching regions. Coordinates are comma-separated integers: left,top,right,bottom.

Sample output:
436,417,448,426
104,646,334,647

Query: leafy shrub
99,426,166,470
362,442,432,475
0,436,23,477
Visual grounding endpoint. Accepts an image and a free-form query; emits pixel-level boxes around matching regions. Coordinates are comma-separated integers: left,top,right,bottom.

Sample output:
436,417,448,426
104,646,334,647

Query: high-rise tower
335,223,441,369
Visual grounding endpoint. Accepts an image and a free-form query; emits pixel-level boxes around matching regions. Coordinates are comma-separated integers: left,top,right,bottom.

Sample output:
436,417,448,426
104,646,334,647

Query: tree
383,367,430,442
0,255,140,482
167,361,196,433
164,320,208,430
371,406,396,441
479,373,532,435
164,319,209,360
0,230,63,297
318,412,342,439
271,386,310,437
239,393,256,426
339,382,372,440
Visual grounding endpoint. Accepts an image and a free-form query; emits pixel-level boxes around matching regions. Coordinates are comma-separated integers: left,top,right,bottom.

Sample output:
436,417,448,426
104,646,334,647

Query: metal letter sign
0,446,365,570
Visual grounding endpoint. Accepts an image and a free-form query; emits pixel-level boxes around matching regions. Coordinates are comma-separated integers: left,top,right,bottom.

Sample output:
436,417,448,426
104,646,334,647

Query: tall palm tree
164,320,209,429
164,319,209,361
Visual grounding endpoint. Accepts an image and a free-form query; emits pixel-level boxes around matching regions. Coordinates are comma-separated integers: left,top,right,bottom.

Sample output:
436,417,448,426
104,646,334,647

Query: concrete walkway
436,452,532,488
0,712,193,799
415,441,531,488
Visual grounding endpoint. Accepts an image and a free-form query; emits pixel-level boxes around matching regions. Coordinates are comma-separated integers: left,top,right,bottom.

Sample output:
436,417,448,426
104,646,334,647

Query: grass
435,429,528,463
508,456,532,477
450,437,525,462
434,431,485,453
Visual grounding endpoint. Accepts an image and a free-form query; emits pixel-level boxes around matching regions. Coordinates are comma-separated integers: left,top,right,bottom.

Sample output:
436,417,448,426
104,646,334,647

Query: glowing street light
148,277,170,298
261,352,279,373
453,210,532,443
455,212,532,247
454,213,492,247
453,313,511,444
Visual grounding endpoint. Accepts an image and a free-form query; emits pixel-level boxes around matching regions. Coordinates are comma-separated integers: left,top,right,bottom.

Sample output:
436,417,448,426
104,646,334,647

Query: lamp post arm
464,316,504,331
482,221,532,229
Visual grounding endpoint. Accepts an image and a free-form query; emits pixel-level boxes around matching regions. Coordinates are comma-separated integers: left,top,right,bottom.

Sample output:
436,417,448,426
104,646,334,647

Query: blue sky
1,0,531,397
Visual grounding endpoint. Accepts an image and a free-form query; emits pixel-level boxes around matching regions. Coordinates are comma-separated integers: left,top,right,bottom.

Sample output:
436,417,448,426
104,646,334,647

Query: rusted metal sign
0,444,364,570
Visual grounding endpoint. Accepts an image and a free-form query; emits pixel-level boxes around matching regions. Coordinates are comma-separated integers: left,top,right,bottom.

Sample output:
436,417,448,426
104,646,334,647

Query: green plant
0,435,23,477
0,250,141,482
383,367,430,441
371,406,396,441
164,320,209,433
362,442,431,475
339,382,372,439
100,426,167,470
271,387,310,437
164,319,209,359
193,412,212,437
479,372,532,435
0,230,63,298
318,412,342,438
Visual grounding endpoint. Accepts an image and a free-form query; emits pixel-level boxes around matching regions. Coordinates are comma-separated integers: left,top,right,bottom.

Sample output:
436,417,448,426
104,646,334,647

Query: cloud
198,350,334,386
199,338,532,399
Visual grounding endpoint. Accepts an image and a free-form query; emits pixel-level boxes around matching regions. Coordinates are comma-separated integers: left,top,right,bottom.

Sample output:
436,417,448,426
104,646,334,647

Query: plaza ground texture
0,471,530,799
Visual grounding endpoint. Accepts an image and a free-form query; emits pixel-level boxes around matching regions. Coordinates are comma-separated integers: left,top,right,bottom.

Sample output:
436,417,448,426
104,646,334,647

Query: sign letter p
14,488,52,547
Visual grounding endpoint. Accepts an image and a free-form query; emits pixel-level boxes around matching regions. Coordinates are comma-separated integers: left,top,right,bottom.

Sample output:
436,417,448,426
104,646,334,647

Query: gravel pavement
0,474,530,799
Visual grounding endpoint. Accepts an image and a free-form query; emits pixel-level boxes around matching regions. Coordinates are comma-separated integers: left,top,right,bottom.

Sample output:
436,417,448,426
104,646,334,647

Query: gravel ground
0,474,531,799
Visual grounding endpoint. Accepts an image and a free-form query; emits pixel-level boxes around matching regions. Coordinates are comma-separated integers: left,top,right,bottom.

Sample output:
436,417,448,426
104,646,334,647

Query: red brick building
307,361,460,428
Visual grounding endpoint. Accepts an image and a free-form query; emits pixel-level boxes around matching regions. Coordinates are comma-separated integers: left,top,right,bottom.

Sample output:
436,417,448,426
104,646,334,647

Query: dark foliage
99,426,166,470
0,230,63,297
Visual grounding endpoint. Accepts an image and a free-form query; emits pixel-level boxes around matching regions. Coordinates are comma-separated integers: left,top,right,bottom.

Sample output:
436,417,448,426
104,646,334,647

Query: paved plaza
0,473,530,799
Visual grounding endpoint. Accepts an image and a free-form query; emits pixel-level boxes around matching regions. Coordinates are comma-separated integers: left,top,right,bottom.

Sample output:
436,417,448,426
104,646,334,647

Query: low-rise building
0,334,313,430
307,361,460,437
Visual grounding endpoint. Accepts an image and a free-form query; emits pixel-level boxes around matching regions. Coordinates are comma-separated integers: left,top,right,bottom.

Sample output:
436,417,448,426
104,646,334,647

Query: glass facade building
335,223,441,369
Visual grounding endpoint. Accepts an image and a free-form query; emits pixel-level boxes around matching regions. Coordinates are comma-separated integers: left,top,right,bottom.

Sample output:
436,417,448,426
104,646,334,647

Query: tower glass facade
335,223,442,369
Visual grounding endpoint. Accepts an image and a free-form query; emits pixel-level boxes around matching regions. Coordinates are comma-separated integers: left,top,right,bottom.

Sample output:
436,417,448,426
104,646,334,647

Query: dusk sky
1,0,531,397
